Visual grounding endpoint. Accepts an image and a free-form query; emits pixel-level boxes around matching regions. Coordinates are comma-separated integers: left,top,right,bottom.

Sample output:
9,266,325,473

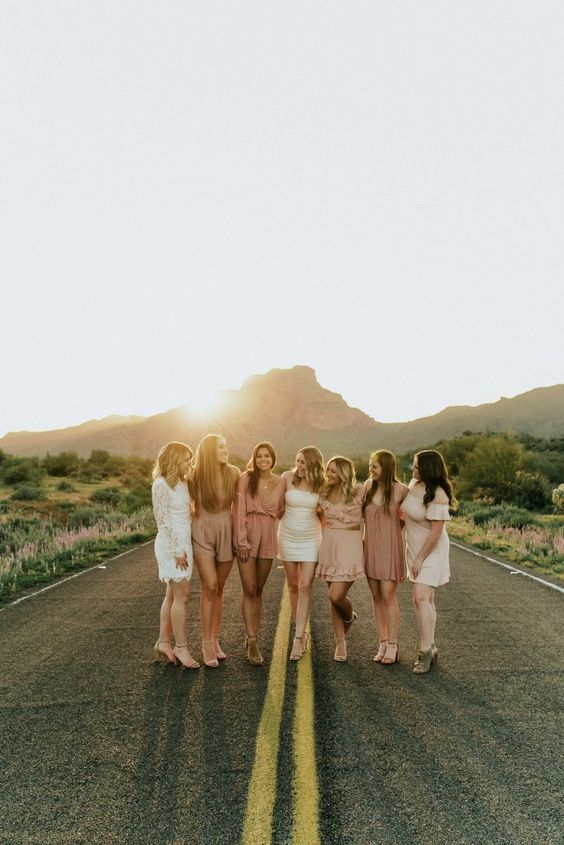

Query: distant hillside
1,366,563,462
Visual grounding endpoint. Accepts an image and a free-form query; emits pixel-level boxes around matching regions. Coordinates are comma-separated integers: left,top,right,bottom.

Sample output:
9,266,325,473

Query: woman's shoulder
228,464,241,479
431,486,449,505
152,476,167,490
353,483,365,501
394,480,409,498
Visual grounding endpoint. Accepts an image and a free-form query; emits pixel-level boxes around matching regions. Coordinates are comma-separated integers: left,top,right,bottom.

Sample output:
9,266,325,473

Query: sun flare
184,387,222,418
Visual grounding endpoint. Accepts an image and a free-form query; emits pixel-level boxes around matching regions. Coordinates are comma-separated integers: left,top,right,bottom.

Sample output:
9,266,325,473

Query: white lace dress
151,477,193,582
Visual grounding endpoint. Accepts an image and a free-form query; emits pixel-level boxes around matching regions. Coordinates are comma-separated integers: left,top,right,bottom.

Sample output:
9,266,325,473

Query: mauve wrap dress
233,472,286,559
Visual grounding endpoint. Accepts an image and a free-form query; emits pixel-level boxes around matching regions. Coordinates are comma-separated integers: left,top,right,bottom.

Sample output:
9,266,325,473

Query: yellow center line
292,622,320,845
242,583,292,845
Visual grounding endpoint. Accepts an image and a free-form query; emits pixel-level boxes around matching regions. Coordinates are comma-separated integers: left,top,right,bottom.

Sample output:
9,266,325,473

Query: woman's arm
233,473,251,562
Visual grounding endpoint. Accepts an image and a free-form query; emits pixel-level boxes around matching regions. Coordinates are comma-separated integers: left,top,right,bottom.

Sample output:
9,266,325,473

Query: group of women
151,434,456,675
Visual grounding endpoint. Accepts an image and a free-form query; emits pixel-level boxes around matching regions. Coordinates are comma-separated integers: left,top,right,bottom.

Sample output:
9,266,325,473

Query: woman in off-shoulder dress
402,449,456,674
278,446,324,661
233,441,285,665
151,441,199,669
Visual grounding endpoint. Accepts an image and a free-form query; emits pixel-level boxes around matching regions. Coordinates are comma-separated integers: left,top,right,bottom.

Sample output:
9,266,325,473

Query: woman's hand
411,556,423,579
175,552,189,570
237,548,250,564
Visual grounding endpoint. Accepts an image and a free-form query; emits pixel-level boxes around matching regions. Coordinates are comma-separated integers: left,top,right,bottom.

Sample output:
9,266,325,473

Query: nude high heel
153,640,175,664
290,636,305,661
202,641,219,668
413,648,437,674
334,636,347,662
344,611,358,636
245,635,264,666
373,640,388,663
381,642,399,665
173,644,200,670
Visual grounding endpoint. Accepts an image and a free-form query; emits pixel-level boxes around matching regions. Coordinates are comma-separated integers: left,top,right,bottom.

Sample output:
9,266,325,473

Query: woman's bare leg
283,561,300,622
328,581,353,660
194,553,218,663
413,583,435,651
212,559,233,656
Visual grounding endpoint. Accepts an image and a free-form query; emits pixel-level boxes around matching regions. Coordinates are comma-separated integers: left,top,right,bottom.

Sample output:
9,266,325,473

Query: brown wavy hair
415,450,457,508
152,441,193,488
191,434,236,513
324,456,358,504
292,446,325,493
363,449,399,514
247,441,277,497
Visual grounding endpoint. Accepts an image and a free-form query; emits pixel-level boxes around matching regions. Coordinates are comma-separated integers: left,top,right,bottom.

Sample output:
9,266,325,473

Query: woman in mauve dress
190,434,240,668
316,456,365,662
233,441,285,665
402,449,456,674
363,450,408,666
278,446,324,661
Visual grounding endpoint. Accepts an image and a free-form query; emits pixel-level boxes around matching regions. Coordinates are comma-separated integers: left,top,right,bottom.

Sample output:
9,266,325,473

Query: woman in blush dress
152,441,199,669
191,434,240,668
233,441,285,665
402,449,456,674
278,446,324,661
316,456,365,662
363,450,408,666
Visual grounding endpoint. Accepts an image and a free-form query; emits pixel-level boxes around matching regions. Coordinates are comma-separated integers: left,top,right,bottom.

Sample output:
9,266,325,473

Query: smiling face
255,446,273,472
369,459,382,482
326,462,340,487
178,452,193,477
216,437,228,465
295,452,307,479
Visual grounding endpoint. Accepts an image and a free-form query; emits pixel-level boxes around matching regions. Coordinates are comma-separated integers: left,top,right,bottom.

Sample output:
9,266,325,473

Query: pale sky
1,2,562,438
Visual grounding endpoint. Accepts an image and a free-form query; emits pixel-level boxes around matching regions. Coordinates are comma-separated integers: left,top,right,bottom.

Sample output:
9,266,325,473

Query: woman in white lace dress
402,450,456,674
152,441,199,669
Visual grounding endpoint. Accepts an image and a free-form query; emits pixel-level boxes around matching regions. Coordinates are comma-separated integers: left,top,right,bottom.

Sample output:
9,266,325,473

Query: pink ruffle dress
316,486,365,582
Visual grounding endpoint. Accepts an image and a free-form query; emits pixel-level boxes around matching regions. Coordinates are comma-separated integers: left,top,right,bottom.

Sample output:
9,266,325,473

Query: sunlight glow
184,387,222,418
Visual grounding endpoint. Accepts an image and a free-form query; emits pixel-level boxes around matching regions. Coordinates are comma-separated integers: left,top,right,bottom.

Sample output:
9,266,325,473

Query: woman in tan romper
191,434,240,667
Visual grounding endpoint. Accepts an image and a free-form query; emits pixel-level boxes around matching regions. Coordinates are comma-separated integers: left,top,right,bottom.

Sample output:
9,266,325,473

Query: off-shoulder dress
402,487,451,587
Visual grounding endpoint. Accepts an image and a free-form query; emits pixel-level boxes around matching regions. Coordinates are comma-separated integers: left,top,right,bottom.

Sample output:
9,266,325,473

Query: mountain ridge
1,366,563,461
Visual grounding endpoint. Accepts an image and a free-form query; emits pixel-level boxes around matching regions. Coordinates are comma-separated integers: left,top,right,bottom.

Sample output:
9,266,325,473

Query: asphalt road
0,542,562,845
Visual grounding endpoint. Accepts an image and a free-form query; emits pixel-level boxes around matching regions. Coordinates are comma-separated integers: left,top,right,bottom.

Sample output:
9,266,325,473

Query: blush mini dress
363,485,406,582
402,488,451,587
151,477,193,582
316,486,365,582
233,472,286,559
278,488,322,562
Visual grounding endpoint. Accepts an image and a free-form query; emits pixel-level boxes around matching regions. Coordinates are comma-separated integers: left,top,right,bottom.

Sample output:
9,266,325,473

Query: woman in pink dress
316,456,365,662
190,434,240,668
363,450,408,665
233,442,285,665
402,449,456,674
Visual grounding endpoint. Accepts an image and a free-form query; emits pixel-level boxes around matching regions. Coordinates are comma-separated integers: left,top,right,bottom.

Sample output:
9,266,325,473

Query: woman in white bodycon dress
151,441,199,669
278,446,324,661
402,449,456,674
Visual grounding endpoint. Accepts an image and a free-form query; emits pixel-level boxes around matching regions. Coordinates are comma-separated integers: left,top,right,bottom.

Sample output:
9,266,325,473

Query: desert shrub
90,487,122,505
43,451,81,477
552,484,564,514
122,481,152,513
67,507,109,528
56,480,75,492
512,472,552,511
11,484,46,501
4,456,45,484
467,504,536,530
457,434,524,503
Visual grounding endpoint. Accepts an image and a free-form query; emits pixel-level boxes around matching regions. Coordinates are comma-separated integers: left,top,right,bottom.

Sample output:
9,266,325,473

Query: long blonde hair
364,449,398,514
292,446,325,493
153,441,193,488
191,433,235,513
325,456,357,504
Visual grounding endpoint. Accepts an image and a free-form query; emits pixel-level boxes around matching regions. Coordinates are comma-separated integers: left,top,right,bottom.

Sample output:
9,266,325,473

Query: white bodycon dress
278,488,322,562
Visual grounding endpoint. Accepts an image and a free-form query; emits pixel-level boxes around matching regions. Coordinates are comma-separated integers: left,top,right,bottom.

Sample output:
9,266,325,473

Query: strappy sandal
334,636,347,663
381,642,399,665
173,644,200,670
153,639,175,664
373,640,388,663
290,636,305,661
344,611,358,636
245,635,264,666
202,641,219,668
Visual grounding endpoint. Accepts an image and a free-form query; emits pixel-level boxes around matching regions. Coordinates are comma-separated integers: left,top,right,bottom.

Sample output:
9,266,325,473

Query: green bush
56,480,75,492
552,484,564,514
67,507,108,528
43,452,81,477
512,472,552,511
90,487,122,505
11,484,46,501
468,504,536,529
